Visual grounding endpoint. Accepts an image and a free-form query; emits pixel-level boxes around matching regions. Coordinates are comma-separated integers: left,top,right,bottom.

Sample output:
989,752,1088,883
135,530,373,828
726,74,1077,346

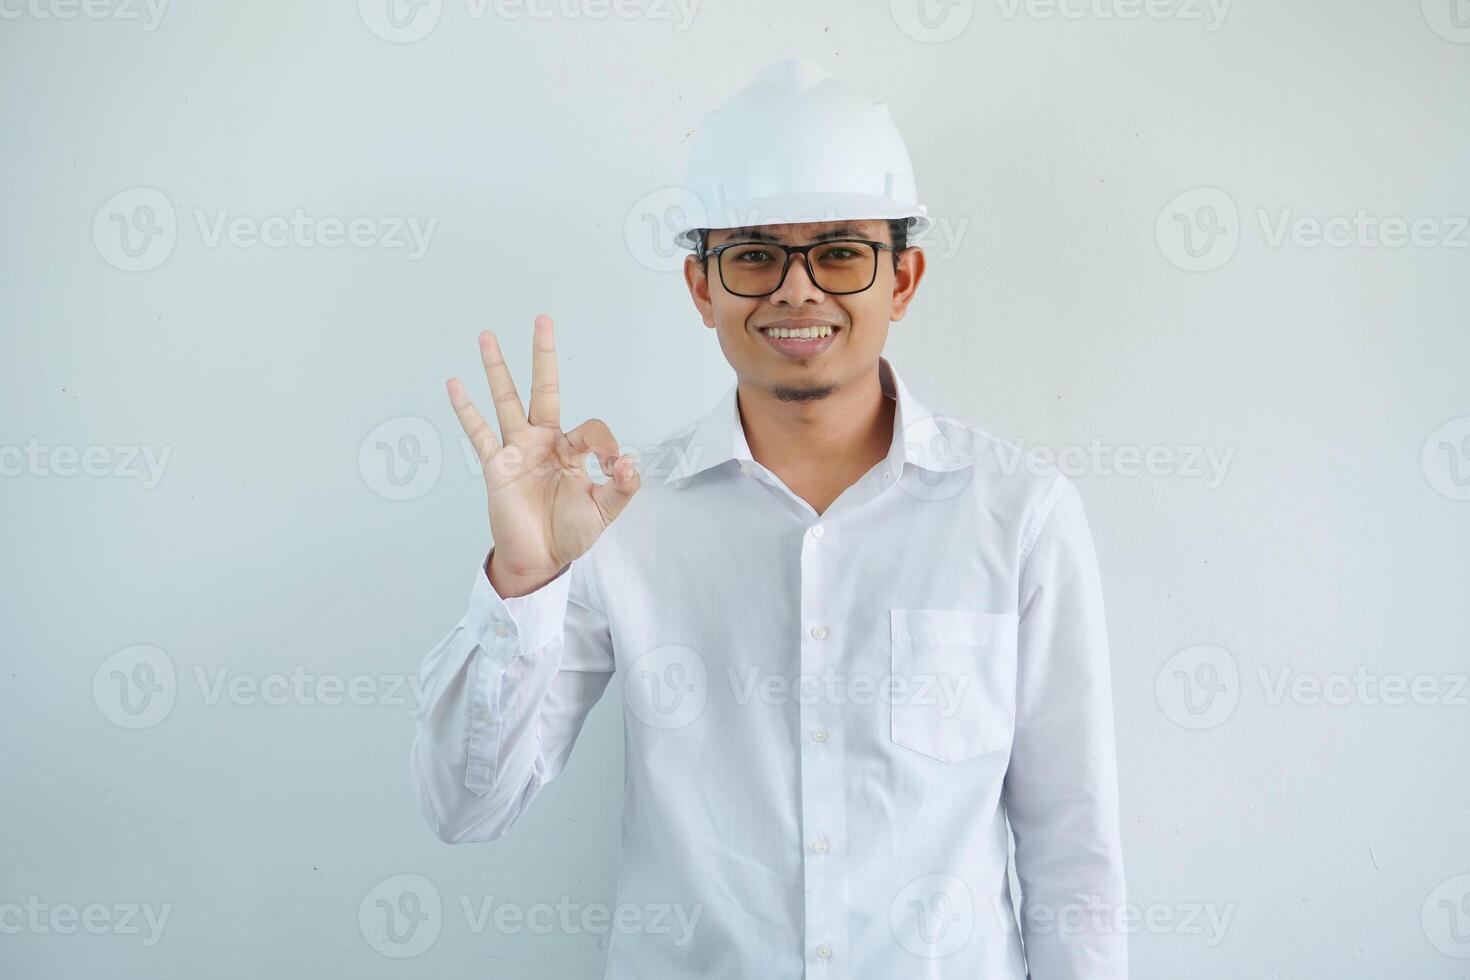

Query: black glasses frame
699,238,900,298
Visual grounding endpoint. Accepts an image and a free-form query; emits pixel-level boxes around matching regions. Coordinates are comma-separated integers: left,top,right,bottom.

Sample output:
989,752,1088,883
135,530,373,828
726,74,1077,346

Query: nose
768,251,826,304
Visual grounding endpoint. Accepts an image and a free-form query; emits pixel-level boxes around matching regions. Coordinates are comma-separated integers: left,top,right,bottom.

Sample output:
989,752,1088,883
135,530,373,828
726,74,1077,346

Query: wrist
485,549,562,599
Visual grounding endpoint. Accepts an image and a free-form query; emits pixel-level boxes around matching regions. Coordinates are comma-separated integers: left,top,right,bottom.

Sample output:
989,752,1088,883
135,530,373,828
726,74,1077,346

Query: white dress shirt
411,355,1127,979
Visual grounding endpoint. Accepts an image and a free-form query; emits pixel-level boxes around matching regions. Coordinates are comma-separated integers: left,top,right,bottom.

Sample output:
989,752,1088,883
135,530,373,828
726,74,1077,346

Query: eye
729,246,776,263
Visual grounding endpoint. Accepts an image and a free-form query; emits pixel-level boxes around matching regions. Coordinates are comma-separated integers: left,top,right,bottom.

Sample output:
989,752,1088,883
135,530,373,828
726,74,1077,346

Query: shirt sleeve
410,546,615,844
1002,475,1128,979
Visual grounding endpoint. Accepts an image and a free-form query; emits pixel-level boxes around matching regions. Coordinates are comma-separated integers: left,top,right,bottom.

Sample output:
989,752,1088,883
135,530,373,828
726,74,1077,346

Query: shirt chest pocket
889,608,1019,765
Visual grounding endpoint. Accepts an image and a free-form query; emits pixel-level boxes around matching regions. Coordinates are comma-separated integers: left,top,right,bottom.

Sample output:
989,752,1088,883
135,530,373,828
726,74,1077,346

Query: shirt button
739,463,752,476
810,625,828,640
810,727,827,743
809,524,824,538
812,836,829,854
494,622,510,639
476,707,493,723
815,943,833,960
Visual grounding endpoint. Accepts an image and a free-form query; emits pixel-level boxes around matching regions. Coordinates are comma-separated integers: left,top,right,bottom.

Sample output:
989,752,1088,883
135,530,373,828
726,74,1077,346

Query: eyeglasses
699,238,899,298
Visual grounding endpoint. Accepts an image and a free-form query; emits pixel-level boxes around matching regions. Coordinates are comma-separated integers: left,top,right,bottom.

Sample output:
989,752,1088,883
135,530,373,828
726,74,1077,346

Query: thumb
592,453,641,522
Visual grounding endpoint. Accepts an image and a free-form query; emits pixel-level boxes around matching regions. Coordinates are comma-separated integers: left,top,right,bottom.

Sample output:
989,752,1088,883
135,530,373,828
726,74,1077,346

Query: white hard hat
672,59,932,252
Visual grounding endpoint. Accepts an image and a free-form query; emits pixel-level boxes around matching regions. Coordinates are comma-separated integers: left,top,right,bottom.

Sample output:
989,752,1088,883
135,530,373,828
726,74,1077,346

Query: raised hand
446,314,641,598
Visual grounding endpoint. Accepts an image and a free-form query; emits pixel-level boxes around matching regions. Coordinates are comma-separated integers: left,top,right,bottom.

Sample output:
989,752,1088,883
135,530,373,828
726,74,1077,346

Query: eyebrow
721,225,867,244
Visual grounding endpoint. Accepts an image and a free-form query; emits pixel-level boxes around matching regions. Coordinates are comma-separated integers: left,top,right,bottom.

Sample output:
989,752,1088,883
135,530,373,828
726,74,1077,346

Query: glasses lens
719,244,786,296
719,241,878,296
808,241,878,294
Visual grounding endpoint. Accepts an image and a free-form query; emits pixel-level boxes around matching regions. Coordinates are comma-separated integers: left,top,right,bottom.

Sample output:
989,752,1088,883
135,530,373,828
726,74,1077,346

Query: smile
756,322,841,358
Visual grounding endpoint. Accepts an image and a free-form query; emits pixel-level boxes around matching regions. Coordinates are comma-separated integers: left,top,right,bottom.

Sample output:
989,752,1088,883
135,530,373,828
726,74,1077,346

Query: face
684,218,925,403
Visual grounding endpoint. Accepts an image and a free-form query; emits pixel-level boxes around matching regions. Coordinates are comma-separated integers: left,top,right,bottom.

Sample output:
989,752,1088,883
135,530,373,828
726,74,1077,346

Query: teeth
763,325,834,340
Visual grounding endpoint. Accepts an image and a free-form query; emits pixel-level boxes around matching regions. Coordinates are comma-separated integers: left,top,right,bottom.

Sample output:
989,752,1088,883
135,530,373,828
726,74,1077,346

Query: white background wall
2,1,1467,977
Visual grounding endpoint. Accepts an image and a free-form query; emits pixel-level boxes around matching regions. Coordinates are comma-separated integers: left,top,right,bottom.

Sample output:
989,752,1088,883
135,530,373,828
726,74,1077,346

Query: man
411,60,1127,979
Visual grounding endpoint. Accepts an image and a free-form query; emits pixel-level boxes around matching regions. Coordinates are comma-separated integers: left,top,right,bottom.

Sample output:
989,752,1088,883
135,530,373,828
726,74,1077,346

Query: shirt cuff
465,549,572,666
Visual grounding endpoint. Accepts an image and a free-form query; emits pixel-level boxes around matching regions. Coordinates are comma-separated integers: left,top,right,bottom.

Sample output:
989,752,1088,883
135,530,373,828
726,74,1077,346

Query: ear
889,246,926,322
684,253,717,328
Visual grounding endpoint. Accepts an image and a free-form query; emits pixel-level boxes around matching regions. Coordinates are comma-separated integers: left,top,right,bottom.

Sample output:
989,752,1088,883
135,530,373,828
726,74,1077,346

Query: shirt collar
665,355,971,486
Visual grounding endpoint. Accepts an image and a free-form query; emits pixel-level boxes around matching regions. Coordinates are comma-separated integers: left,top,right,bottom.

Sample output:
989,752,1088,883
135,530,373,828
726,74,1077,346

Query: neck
737,361,894,485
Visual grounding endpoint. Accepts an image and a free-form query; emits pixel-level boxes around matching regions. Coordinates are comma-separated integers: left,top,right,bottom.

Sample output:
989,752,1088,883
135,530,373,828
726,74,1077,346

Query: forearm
410,553,587,843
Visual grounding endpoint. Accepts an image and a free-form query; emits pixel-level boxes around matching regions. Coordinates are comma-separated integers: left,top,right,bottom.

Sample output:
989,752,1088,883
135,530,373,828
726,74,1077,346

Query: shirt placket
799,515,851,978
